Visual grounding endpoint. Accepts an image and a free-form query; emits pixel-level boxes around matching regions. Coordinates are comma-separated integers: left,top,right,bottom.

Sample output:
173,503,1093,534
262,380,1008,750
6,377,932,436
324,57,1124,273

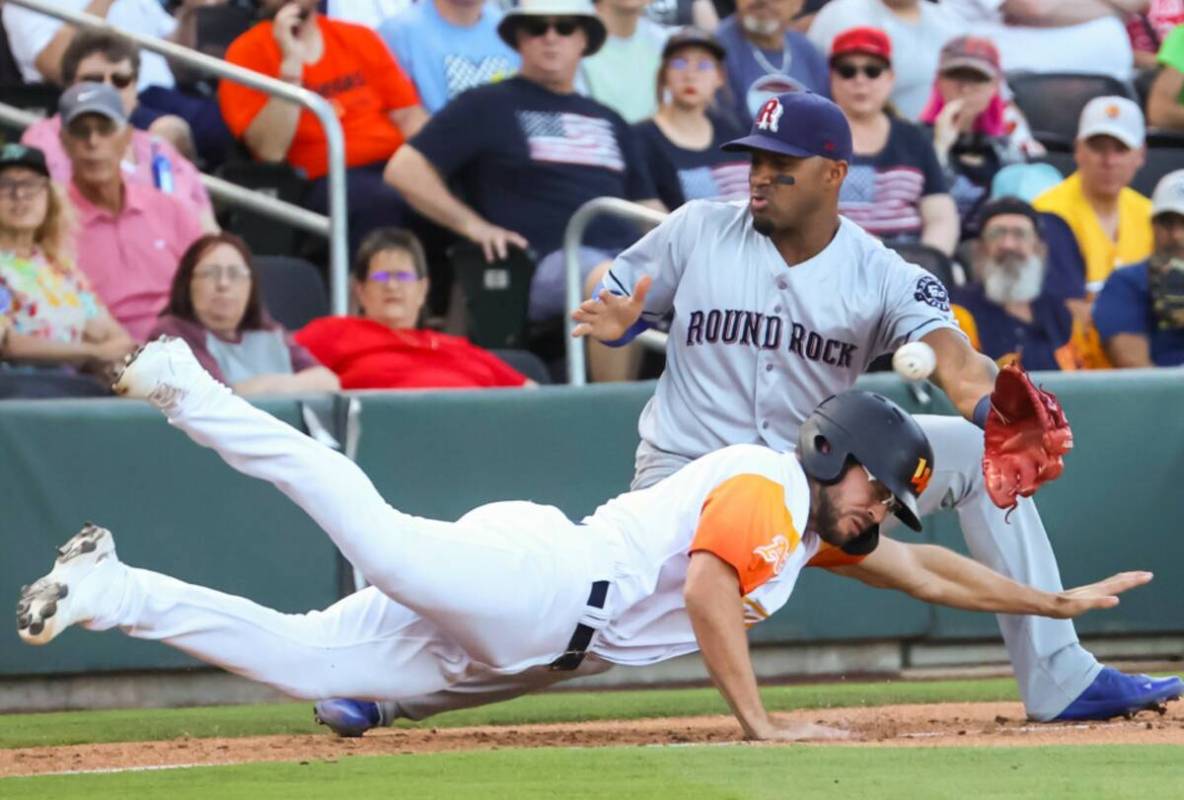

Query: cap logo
77,90,99,103
910,458,932,495
0,143,28,159
1105,104,1120,119
755,97,784,133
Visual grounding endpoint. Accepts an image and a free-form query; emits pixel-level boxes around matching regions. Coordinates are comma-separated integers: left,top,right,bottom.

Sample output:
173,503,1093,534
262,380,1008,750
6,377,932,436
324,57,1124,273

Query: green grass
0,676,1029,749
2,744,1183,800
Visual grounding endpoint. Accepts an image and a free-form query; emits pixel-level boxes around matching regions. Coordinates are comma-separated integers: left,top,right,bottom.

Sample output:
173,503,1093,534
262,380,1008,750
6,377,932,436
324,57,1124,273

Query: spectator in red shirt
150,232,339,395
295,228,531,390
220,0,429,252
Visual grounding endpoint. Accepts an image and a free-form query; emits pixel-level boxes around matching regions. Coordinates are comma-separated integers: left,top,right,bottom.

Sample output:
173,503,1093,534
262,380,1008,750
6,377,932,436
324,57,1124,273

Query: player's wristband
601,317,652,348
972,394,991,429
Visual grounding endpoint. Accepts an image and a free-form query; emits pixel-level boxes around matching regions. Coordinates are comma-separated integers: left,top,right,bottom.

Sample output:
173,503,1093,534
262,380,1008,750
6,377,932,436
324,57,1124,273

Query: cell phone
291,7,310,36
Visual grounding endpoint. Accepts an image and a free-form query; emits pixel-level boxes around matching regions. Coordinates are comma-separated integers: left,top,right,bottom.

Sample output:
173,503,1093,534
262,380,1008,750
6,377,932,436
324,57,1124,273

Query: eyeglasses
77,71,136,89
193,263,252,283
0,177,48,200
862,466,903,515
520,17,581,37
833,62,886,81
368,269,420,284
64,117,121,140
669,56,717,72
982,225,1035,243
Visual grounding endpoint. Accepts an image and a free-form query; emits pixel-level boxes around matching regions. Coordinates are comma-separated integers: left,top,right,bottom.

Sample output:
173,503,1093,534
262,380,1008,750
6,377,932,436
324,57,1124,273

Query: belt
549,580,609,671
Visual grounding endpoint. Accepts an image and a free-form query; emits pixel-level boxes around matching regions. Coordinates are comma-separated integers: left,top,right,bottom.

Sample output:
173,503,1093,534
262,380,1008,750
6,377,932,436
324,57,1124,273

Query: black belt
549,580,609,671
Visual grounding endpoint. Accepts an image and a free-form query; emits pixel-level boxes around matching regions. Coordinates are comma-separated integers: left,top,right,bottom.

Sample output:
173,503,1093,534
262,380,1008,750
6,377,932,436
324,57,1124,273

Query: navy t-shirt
1093,261,1184,367
839,117,948,246
632,114,750,210
951,283,1074,371
410,76,656,256
715,16,829,128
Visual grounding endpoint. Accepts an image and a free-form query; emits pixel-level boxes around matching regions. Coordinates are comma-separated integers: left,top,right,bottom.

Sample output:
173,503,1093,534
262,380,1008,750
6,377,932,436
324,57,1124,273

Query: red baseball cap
829,26,892,65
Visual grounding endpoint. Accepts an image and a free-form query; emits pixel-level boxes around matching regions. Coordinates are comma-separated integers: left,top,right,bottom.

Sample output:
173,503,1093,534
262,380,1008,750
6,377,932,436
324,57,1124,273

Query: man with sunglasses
58,82,203,342
384,0,661,322
21,30,217,233
21,344,1154,742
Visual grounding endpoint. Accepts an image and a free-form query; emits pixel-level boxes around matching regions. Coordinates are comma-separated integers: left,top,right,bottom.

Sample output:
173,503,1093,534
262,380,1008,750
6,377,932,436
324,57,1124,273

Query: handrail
6,0,349,314
0,103,330,236
563,197,666,386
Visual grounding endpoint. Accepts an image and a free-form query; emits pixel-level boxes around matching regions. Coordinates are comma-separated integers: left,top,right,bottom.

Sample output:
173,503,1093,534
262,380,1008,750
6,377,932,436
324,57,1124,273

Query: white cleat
112,336,213,410
17,524,120,646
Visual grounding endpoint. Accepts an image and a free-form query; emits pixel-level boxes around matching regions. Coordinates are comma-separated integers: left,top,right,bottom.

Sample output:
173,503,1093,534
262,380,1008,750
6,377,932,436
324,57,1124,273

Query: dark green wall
2,371,1181,677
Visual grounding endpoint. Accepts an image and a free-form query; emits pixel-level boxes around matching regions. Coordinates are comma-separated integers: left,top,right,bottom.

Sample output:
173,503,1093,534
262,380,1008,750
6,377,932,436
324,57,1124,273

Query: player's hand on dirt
461,218,529,263
1049,571,1153,618
746,716,853,742
571,275,652,340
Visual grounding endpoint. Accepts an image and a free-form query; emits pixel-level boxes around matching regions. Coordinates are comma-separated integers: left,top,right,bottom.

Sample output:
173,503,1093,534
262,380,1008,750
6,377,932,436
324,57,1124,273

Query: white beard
981,254,1045,305
741,15,782,37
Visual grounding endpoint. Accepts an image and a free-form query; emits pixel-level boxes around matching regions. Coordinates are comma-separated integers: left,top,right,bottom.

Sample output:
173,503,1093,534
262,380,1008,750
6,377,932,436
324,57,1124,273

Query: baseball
893,341,936,381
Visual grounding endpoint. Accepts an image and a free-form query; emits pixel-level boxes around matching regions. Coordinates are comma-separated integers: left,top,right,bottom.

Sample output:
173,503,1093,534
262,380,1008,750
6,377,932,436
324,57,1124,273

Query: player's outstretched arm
685,552,849,742
922,327,998,421
571,275,653,342
828,537,1152,619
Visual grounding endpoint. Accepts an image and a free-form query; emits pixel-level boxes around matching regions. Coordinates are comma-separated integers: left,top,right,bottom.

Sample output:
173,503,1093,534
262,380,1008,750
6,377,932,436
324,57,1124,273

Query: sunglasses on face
861,466,903,515
520,17,581,38
77,71,136,89
669,56,717,72
64,117,121,140
0,177,48,200
982,225,1035,243
833,62,886,81
368,269,420,284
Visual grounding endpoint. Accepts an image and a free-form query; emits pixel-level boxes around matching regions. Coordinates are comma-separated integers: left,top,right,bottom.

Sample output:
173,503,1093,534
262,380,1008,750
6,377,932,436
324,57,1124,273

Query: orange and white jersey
585,443,818,666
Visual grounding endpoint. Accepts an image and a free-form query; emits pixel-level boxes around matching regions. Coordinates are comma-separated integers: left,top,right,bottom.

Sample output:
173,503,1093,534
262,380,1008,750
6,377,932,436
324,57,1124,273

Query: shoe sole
1055,687,1183,722
16,524,114,646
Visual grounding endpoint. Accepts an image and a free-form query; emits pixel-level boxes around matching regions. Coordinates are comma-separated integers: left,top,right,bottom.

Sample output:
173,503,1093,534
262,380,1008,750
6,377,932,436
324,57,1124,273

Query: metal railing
6,0,349,313
0,104,331,237
563,197,666,386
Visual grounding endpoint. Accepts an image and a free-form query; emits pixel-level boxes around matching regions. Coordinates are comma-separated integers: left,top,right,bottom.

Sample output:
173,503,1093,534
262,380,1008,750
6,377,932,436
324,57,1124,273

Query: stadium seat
216,160,311,257
1132,147,1184,197
0,369,111,400
0,14,24,87
491,349,552,384
256,255,330,331
1007,72,1136,151
194,3,254,60
448,242,537,350
1032,151,1077,181
886,242,960,288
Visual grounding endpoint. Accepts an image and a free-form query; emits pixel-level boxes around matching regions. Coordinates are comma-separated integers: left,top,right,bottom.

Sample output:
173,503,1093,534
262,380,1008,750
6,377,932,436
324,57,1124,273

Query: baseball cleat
112,336,213,410
17,523,119,646
314,698,389,737
1052,667,1184,722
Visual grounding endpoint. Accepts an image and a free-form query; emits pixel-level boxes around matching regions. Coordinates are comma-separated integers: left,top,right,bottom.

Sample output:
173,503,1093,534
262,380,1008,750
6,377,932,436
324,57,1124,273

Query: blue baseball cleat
314,698,386,737
1053,667,1184,721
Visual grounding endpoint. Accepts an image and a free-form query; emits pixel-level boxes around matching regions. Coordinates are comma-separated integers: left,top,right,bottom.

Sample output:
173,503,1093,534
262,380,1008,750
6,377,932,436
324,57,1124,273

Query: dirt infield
3,701,1181,778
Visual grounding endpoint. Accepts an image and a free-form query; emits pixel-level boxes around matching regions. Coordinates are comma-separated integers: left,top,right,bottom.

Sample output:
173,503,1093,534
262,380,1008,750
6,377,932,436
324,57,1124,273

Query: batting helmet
798,391,934,548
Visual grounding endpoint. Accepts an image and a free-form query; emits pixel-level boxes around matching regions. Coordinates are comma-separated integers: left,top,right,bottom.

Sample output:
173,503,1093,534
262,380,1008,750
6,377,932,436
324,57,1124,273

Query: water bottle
151,144,174,195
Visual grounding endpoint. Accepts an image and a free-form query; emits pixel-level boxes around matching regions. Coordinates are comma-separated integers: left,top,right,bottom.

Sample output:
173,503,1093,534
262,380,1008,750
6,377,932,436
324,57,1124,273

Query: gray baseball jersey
606,199,961,461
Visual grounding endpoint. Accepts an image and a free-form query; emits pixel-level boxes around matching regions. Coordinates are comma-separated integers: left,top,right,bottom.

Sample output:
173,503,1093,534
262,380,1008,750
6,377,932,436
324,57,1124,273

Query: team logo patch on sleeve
914,276,950,311
753,535,791,575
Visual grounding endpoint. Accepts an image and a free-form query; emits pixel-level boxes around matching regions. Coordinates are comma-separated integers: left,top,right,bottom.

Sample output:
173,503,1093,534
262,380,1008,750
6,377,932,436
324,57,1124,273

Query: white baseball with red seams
893,341,937,381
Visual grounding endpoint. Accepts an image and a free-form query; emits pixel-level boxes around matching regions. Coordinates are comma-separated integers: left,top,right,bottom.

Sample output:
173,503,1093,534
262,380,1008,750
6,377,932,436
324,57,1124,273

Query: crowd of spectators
3,0,1184,395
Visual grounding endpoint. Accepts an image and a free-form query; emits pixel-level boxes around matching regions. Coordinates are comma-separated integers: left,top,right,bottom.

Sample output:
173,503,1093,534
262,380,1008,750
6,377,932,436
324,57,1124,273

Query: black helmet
798,390,934,538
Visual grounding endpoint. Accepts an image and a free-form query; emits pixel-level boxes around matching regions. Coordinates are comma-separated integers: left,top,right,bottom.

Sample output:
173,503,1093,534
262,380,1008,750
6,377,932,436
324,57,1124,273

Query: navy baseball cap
722,91,853,163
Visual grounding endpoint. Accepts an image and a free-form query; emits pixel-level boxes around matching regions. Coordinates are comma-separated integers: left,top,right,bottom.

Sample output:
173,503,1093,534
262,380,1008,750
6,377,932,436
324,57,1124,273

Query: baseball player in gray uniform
314,92,1181,736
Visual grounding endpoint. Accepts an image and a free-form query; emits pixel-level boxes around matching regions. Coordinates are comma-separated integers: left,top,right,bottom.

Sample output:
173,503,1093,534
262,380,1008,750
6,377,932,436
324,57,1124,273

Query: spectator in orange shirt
219,0,429,252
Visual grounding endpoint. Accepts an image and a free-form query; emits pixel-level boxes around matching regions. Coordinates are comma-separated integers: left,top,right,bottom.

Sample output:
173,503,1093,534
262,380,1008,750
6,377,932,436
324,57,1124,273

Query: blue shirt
951,283,1073,371
410,76,656,256
1093,261,1184,367
715,16,830,128
379,1,519,113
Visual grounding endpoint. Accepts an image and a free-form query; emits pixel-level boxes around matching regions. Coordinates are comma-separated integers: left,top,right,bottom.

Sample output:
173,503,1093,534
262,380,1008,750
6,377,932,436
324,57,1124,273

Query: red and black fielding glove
981,364,1073,510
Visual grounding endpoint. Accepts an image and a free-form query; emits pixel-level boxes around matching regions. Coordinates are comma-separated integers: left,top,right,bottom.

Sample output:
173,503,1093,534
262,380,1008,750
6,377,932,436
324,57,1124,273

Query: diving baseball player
317,91,1181,736
16,339,1152,741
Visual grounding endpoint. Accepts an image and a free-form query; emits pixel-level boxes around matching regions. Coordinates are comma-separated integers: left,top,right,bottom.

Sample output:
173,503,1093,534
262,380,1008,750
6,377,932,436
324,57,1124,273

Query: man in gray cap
384,0,661,322
59,82,203,342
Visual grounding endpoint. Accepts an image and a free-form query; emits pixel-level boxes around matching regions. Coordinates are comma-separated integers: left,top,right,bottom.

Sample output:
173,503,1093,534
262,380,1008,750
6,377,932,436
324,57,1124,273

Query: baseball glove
982,364,1073,510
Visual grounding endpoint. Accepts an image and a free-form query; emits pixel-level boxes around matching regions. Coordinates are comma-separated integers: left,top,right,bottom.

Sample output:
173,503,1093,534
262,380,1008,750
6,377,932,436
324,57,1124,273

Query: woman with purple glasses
150,232,339,396
633,27,750,211
294,228,531,390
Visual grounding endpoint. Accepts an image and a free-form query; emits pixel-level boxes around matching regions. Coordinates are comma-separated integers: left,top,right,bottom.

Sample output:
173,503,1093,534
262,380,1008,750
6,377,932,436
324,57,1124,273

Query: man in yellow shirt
1034,96,1152,293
